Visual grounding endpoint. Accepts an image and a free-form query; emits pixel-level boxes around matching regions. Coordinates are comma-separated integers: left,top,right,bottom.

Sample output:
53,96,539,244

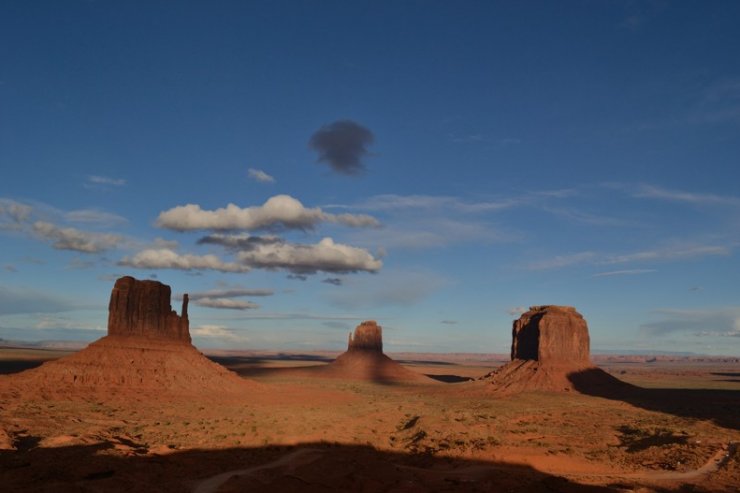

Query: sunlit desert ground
1,348,738,492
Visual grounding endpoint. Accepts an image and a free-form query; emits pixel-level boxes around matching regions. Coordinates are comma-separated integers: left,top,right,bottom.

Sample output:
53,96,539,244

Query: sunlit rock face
511,305,590,366
347,320,383,353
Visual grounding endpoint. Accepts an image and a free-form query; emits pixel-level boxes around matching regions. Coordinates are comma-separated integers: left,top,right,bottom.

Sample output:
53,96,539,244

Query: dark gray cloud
178,288,274,300
309,120,374,175
322,277,343,286
197,234,282,251
287,274,308,281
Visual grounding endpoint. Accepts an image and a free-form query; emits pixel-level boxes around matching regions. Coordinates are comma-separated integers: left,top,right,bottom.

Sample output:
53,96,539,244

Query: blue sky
1,1,739,355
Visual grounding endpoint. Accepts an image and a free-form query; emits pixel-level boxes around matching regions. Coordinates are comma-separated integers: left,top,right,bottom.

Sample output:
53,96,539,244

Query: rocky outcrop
347,320,383,352
511,306,589,366
108,276,190,342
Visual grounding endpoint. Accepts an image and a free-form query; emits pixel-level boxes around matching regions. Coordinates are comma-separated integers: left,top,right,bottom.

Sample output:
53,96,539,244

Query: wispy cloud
632,184,740,206
85,175,126,187
247,168,275,183
592,269,657,278
32,221,124,253
528,244,730,271
527,251,598,270
641,307,740,337
64,209,128,226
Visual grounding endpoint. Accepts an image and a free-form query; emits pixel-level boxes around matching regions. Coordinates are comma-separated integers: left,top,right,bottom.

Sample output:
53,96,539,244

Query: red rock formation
108,276,190,342
291,321,433,383
7,276,254,396
347,320,383,352
511,305,590,366
483,305,626,393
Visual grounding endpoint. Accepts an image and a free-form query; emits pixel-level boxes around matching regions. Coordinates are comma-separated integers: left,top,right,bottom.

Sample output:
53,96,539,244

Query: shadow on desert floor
568,369,740,431
0,440,653,493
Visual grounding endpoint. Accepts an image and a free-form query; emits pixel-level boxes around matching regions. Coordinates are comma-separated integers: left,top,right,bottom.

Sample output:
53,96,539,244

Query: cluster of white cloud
118,248,250,273
235,237,382,274
156,194,379,231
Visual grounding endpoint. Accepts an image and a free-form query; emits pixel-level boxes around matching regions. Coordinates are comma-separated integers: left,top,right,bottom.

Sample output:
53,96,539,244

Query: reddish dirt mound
9,335,252,397
1,276,255,398
483,306,628,394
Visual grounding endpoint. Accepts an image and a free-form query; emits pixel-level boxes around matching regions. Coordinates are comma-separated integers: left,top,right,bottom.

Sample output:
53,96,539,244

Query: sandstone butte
311,321,435,384
6,276,252,397
483,305,628,393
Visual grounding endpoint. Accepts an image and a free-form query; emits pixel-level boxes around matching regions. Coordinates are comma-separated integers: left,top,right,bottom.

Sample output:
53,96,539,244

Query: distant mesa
483,305,628,393
347,320,383,352
7,276,253,396
296,321,434,384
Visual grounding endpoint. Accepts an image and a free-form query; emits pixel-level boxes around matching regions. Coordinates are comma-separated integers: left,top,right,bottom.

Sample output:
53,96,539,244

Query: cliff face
347,320,383,352
510,305,590,366
107,276,190,343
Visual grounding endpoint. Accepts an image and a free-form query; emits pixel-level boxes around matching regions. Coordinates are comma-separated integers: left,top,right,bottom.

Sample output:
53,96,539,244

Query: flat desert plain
1,347,738,492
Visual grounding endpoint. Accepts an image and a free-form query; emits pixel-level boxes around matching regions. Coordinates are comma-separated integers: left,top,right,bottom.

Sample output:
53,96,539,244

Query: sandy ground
0,347,738,492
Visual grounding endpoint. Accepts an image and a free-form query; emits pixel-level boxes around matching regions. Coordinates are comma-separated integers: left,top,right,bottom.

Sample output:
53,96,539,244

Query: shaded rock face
511,305,590,366
347,321,383,352
107,276,190,343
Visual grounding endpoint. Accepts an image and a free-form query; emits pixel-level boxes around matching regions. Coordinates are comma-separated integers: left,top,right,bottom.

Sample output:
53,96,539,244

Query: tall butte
108,276,191,342
483,305,627,393
11,276,252,396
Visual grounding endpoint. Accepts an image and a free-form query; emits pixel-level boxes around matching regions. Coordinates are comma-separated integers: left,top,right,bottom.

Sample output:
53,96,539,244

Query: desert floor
0,348,738,492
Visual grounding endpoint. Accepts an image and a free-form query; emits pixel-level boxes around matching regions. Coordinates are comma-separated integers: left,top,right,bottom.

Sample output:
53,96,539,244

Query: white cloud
247,168,275,183
32,221,124,253
118,248,250,273
237,237,382,274
156,194,379,231
191,324,249,342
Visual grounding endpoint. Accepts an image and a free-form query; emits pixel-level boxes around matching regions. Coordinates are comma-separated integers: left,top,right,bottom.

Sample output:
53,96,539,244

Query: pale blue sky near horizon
1,1,739,355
